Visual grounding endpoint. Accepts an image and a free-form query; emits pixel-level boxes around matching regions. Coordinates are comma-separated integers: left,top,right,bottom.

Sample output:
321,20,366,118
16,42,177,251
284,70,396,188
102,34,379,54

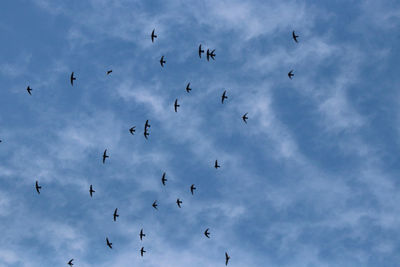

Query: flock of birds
29,29,300,266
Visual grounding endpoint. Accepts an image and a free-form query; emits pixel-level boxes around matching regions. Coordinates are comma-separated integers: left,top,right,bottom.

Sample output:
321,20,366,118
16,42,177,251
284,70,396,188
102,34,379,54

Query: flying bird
160,56,166,67
26,86,32,95
161,172,167,186
113,208,119,221
140,229,145,241
70,72,76,86
35,181,41,194
206,49,216,61
198,44,204,58
288,70,294,79
129,126,136,135
151,29,157,43
186,83,191,93
89,185,95,197
214,160,220,169
174,99,180,112
221,90,228,104
204,228,210,238
176,198,182,208
152,200,158,210
144,120,150,139
190,184,196,195
102,149,109,164
106,237,112,249
144,129,149,139
106,70,112,75
140,247,146,257
242,113,248,123
292,31,299,43
225,252,230,265
67,259,74,266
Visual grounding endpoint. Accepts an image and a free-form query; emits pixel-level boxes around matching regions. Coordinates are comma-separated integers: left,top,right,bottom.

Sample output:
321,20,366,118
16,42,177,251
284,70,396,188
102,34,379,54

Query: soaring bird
288,70,294,79
89,185,95,197
152,200,158,210
144,120,150,139
176,198,182,208
221,90,228,104
204,228,210,238
140,247,146,257
198,44,204,58
161,172,167,186
102,149,109,164
113,208,119,222
225,252,230,265
70,72,76,86
106,237,112,249
206,49,216,61
160,56,166,67
242,113,248,123
106,70,112,75
186,83,192,93
129,126,136,135
27,86,32,95
67,259,74,266
214,160,220,169
140,229,145,241
292,31,299,43
190,184,196,195
151,29,157,43
174,99,180,112
35,181,41,194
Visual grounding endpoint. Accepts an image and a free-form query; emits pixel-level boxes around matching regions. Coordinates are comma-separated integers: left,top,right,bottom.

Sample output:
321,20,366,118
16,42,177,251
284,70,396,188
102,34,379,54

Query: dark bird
144,120,150,139
221,90,228,104
225,252,230,265
210,49,216,60
26,86,32,95
292,31,299,43
288,70,294,79
129,126,136,135
204,228,210,238
198,44,204,58
176,198,182,208
160,56,166,67
214,160,220,169
70,72,76,86
190,184,196,195
35,180,41,194
174,99,180,112
113,208,119,221
107,70,112,75
152,200,158,210
207,49,216,61
89,184,95,197
140,247,146,257
67,259,74,266
106,237,112,249
242,113,248,123
140,228,145,241
144,129,149,139
161,172,167,186
186,83,191,93
102,149,109,164
151,29,157,43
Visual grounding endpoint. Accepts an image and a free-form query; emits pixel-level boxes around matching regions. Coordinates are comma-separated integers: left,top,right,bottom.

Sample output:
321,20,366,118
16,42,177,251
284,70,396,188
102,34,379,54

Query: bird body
70,72,76,86
151,29,157,42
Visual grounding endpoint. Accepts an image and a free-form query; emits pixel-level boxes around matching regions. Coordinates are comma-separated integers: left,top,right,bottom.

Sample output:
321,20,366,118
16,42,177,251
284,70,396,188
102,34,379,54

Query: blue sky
0,0,400,266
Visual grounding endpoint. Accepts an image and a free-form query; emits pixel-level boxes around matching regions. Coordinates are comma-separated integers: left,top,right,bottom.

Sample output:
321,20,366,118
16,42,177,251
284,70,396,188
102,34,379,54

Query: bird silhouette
113,208,119,221
152,200,158,210
106,70,112,75
214,160,220,169
70,72,76,86
190,184,196,195
198,44,204,58
26,86,32,95
89,185,95,197
35,181,41,194
160,56,166,67
144,120,150,139
186,83,192,93
221,90,228,104
174,99,180,112
103,149,109,164
129,126,136,135
204,228,210,238
242,113,248,123
161,172,167,186
140,228,146,241
206,49,216,61
176,198,182,208
106,237,112,249
292,31,299,43
225,252,230,265
140,247,146,257
151,29,157,43
288,70,294,79
67,259,74,266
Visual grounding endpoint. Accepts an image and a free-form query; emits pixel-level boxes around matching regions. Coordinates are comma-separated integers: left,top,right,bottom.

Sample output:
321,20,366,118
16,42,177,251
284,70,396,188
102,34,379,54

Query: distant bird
106,237,112,249
198,44,204,58
113,208,119,221
221,90,228,104
176,198,182,208
160,56,166,67
144,120,150,139
140,229,145,241
214,160,220,169
67,259,74,266
206,49,216,61
186,83,192,93
204,228,210,238
144,129,149,139
89,185,95,197
161,172,167,186
106,70,112,75
225,252,230,265
152,200,158,210
174,99,180,112
26,86,32,95
242,113,248,123
288,70,294,79
35,181,41,194
102,149,109,164
292,31,299,43
70,72,76,86
151,29,157,43
140,247,146,257
190,184,196,195
129,126,136,135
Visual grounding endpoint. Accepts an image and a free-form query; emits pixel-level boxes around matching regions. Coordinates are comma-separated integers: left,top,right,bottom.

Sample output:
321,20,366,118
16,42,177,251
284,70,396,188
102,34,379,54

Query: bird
210,49,216,60
70,72,76,86
35,181,41,194
113,208,119,221
106,237,112,249
144,128,149,139
26,86,32,95
129,126,136,135
160,56,166,67
214,160,220,169
225,252,230,265
206,49,216,61
198,44,204,58
176,198,182,208
174,99,180,112
190,184,196,195
89,185,95,197
242,113,248,123
152,200,158,210
140,247,146,257
151,29,157,43
221,90,228,104
161,172,167,186
186,83,191,93
140,229,145,241
288,70,294,79
204,228,210,238
67,259,74,266
292,30,299,43
144,120,150,139
102,149,109,164
106,70,112,75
